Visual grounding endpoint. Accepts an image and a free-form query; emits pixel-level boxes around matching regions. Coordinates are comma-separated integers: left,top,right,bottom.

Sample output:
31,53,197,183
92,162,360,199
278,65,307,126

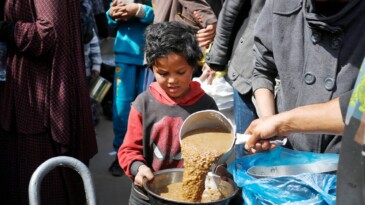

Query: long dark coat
0,0,98,204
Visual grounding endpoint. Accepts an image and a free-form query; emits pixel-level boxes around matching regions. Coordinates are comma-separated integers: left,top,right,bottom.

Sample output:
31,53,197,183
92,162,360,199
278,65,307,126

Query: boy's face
152,53,194,102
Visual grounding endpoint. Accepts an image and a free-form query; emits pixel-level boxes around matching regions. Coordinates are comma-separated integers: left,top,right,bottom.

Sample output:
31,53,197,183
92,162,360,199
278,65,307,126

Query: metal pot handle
28,156,97,205
235,133,286,146
235,133,252,145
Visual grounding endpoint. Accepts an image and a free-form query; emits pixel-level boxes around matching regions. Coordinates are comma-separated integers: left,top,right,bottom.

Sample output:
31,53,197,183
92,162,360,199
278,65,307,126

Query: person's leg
110,64,137,176
112,64,138,151
233,89,258,158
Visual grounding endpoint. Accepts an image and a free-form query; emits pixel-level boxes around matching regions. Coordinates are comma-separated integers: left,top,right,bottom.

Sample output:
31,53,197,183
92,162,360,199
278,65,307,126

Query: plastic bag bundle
194,76,233,111
228,147,338,205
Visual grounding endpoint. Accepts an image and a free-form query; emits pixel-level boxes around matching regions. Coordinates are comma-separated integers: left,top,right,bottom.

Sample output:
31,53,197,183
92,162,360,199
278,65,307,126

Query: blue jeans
112,64,146,152
233,89,258,158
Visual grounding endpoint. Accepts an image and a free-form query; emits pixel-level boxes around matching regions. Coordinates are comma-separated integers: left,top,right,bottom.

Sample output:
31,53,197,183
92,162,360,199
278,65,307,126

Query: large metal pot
143,168,239,205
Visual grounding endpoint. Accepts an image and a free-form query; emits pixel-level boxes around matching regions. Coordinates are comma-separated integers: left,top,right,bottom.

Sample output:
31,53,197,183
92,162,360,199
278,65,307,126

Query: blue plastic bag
228,147,338,205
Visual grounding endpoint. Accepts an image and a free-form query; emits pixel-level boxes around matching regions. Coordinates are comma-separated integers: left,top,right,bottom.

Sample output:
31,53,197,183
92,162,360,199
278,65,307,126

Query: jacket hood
149,81,205,106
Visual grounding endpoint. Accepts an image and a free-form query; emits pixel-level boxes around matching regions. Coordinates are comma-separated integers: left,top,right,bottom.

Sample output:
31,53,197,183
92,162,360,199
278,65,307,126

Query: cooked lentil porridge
158,128,232,202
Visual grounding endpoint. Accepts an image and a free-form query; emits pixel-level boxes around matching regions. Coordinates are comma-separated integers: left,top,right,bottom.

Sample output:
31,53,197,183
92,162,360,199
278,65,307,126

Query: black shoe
109,158,124,177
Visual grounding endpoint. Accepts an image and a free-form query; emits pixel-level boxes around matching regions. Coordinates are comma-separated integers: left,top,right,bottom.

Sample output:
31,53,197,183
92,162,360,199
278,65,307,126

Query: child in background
118,21,218,204
81,0,103,125
83,29,102,79
106,0,154,176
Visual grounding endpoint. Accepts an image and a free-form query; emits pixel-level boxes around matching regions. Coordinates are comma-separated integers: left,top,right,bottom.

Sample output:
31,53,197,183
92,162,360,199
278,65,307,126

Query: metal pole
28,156,97,205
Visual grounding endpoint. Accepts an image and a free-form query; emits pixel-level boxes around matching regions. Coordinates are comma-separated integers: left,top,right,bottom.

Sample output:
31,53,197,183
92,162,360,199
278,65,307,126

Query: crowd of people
0,0,364,204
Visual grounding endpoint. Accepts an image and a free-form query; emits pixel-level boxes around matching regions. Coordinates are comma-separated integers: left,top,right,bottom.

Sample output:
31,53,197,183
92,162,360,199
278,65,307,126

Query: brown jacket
153,0,217,29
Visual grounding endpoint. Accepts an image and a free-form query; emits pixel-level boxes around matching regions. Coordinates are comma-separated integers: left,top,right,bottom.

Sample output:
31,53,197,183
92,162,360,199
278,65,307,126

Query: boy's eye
158,72,167,76
178,70,186,75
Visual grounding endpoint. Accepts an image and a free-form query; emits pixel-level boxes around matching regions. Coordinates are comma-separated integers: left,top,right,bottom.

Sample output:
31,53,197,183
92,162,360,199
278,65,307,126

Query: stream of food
158,128,232,202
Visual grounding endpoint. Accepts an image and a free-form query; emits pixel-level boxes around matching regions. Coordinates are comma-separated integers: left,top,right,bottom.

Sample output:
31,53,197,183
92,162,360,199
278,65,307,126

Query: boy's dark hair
144,21,203,69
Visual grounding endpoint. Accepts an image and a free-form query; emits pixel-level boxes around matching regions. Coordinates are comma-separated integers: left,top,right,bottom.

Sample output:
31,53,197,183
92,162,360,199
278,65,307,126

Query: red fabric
149,81,205,106
1,0,97,160
118,107,146,178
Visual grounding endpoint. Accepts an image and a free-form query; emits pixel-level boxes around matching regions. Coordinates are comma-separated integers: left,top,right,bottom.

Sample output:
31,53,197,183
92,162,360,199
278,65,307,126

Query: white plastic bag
194,75,234,111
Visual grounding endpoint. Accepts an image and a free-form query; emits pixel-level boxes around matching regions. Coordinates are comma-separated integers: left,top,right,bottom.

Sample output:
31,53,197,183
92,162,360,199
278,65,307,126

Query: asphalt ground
89,116,131,205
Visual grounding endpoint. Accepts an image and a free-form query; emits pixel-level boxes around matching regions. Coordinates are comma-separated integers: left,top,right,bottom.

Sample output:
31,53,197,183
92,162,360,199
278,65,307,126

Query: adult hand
196,24,216,48
199,63,216,85
244,115,286,153
134,165,154,187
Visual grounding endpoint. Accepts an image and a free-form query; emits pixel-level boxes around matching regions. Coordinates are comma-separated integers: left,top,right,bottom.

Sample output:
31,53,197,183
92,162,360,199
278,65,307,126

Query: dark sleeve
94,13,109,39
205,0,246,71
0,21,14,43
339,90,353,123
205,0,223,17
252,0,277,93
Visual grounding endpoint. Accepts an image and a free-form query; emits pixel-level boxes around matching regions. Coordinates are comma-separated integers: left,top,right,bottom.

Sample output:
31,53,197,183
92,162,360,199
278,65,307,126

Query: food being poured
158,127,232,202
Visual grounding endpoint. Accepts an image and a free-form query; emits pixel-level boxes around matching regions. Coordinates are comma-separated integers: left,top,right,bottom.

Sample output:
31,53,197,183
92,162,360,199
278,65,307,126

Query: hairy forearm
254,88,276,117
278,97,344,136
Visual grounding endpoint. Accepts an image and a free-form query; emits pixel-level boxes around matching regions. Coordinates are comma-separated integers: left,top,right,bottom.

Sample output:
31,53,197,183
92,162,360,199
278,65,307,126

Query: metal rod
28,156,97,205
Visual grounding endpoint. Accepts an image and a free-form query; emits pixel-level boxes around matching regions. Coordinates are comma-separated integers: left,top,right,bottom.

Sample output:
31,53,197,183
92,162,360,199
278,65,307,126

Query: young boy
106,0,154,176
118,21,218,204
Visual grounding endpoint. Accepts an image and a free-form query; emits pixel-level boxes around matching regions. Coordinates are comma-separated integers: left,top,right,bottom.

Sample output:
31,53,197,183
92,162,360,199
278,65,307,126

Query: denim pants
233,89,258,158
112,64,146,151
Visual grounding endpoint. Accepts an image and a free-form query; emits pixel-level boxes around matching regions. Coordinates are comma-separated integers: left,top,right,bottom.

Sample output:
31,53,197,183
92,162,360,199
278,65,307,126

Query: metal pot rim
142,168,239,205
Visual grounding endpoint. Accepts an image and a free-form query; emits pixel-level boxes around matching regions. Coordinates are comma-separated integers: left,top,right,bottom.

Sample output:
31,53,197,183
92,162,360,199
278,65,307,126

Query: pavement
88,108,234,205
89,116,131,205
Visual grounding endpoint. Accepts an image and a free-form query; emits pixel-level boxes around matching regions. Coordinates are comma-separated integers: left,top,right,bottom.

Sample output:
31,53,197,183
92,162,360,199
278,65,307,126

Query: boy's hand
134,165,154,187
109,1,138,21
109,0,123,21
118,3,139,21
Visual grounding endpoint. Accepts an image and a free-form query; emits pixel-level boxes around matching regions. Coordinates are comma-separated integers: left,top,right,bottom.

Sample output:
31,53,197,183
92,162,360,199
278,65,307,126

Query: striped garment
84,29,102,77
